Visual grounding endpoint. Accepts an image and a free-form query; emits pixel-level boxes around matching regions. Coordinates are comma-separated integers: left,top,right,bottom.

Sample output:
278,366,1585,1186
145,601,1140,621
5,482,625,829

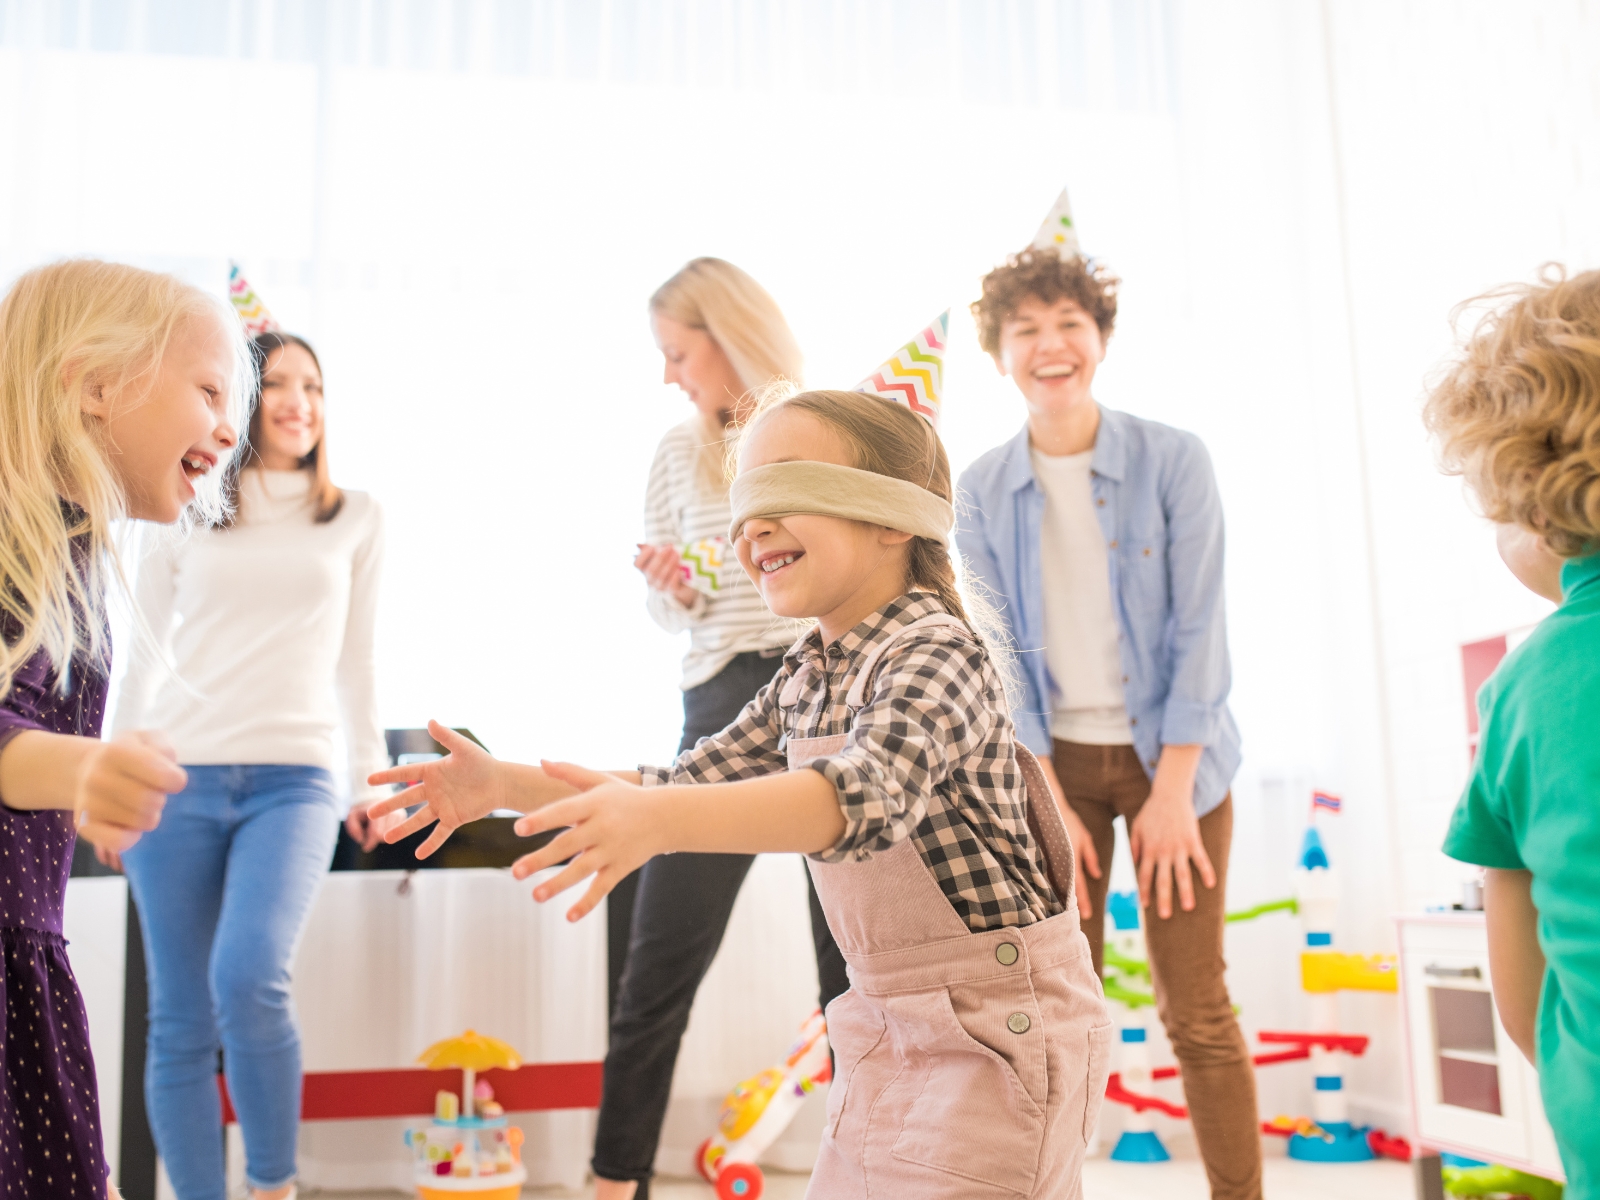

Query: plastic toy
406,1030,527,1199
1100,892,1168,1161
1096,790,1408,1165
696,1009,833,1200
1443,1163,1564,1200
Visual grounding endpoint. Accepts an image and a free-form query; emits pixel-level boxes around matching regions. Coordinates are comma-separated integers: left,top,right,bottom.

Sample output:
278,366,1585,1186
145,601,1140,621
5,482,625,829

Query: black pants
594,650,850,1192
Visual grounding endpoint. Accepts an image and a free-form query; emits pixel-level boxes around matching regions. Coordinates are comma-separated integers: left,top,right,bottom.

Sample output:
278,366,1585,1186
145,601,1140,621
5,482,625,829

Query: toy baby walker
406,1030,527,1199
696,1009,833,1200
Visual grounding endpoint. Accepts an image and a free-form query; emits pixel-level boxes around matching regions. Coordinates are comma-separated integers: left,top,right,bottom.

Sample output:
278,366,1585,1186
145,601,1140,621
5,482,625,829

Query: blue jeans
122,765,342,1200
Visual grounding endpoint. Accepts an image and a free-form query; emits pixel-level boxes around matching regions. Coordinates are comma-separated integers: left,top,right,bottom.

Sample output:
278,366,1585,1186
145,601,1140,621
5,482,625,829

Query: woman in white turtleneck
112,331,389,1200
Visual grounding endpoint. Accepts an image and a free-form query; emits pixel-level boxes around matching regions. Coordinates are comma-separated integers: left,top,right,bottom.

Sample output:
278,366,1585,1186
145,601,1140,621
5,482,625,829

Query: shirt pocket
1117,531,1170,618
889,983,1046,1195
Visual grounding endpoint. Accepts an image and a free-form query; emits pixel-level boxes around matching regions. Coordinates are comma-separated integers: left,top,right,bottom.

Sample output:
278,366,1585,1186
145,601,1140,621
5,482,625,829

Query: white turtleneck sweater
113,469,387,806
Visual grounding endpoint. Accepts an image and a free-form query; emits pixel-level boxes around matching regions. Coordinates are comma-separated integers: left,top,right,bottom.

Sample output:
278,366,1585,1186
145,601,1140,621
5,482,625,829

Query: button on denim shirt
955,407,1240,817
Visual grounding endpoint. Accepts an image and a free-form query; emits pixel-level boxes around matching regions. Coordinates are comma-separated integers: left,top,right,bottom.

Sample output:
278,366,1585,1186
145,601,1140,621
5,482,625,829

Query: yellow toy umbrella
418,1030,521,1119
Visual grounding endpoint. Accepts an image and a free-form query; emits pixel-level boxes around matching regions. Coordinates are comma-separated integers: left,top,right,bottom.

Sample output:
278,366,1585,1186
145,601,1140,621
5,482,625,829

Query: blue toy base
1288,1122,1375,1162
1111,1130,1172,1162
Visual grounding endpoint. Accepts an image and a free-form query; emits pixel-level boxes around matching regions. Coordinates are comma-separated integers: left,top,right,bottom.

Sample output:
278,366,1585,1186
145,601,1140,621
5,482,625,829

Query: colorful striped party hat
855,310,949,430
227,262,280,336
1031,185,1082,256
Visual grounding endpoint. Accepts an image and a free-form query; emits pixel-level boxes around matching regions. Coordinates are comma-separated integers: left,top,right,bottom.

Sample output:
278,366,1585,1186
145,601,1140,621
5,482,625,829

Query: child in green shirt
1424,267,1600,1195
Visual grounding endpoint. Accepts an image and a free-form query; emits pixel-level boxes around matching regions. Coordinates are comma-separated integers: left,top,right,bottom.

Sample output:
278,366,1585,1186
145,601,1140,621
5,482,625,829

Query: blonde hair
1424,266,1600,557
0,259,253,697
651,257,804,493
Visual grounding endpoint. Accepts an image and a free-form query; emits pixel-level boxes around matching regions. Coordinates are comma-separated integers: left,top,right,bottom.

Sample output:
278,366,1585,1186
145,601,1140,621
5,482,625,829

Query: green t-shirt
1443,552,1600,1196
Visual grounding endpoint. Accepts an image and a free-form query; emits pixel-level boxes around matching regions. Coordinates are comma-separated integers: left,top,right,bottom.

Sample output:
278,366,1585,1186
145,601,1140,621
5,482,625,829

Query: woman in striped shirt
607,259,848,1199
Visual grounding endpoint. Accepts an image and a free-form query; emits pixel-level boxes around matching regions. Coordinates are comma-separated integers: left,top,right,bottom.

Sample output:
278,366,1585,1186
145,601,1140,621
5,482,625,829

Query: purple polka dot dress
0,625,110,1199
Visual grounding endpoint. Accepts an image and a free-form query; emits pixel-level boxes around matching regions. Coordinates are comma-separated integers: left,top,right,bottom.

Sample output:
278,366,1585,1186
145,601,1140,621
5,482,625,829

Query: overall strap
1013,742,1077,910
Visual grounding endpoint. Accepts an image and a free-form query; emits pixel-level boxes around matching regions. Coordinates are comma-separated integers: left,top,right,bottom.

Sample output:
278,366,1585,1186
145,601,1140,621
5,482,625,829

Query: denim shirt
955,407,1240,816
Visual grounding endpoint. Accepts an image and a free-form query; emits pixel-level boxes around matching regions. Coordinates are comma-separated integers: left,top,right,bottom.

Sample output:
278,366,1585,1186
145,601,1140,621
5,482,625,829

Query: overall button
995,942,1019,966
1007,1012,1032,1035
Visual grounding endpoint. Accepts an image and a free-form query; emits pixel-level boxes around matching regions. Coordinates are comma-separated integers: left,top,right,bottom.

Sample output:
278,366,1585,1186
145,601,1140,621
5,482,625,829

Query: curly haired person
1426,267,1600,1197
956,247,1259,1198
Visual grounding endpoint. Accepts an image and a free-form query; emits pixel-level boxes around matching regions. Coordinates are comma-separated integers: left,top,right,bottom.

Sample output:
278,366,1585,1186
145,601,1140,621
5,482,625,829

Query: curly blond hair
1423,266,1600,557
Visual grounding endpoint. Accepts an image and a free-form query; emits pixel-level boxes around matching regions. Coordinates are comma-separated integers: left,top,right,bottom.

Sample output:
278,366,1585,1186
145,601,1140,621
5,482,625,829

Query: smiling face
734,406,914,640
87,312,240,523
652,311,747,428
995,295,1107,418
255,341,324,470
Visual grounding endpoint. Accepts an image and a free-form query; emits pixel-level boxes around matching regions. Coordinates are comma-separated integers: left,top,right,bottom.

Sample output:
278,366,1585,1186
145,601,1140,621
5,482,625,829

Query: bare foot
251,1186,295,1200
594,1178,639,1200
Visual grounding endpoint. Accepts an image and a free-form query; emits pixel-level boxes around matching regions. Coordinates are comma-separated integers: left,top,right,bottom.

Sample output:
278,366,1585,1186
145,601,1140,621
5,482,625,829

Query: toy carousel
405,1030,527,1200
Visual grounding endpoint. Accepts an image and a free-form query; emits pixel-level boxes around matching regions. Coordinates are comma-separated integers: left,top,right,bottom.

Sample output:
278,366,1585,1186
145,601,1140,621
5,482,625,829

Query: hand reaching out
366,720,507,859
509,761,667,923
75,730,186,856
634,543,699,608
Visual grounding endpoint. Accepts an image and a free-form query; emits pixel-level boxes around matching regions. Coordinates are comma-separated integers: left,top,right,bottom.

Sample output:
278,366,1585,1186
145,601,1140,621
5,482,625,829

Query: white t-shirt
1031,447,1133,745
113,468,388,805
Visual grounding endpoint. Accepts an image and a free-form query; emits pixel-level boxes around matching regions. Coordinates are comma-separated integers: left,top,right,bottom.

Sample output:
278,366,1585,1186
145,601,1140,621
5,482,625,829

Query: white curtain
13,0,1600,1165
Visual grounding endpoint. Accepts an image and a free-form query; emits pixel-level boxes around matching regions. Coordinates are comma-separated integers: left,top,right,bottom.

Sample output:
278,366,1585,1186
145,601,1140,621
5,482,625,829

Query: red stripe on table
218,1063,603,1123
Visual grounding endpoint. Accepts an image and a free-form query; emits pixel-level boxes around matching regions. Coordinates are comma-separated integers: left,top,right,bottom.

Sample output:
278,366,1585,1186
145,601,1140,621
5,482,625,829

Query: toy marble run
696,1010,833,1200
1098,795,1408,1164
405,1031,527,1200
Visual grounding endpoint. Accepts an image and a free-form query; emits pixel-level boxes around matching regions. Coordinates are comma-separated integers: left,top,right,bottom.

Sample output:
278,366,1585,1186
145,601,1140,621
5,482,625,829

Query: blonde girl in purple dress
0,260,250,1199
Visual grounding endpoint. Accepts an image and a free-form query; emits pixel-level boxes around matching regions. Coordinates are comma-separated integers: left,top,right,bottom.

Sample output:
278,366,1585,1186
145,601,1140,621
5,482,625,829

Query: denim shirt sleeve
956,452,1053,758
1155,436,1231,746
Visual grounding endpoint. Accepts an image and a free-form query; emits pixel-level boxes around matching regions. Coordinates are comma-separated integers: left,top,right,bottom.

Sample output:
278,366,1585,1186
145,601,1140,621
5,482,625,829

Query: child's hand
75,731,186,854
366,720,507,859
509,761,667,922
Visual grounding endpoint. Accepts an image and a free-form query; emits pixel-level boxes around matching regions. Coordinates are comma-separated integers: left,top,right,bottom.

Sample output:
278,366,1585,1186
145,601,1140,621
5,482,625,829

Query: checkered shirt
641,592,1063,931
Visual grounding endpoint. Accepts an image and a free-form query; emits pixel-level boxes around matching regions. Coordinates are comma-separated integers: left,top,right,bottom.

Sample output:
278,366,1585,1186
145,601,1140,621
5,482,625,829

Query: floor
307,1151,1416,1199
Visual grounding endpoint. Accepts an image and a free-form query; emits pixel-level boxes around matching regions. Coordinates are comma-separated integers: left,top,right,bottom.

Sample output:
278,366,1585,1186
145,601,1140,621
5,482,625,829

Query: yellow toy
696,1010,832,1200
406,1031,527,1200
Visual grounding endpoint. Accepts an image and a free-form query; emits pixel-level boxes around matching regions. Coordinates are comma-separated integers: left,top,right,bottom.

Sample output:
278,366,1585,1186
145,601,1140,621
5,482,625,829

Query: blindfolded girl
369,388,1111,1199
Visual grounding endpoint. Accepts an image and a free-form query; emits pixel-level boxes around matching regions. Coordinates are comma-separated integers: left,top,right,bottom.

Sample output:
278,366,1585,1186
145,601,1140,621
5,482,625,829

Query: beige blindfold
728,461,955,547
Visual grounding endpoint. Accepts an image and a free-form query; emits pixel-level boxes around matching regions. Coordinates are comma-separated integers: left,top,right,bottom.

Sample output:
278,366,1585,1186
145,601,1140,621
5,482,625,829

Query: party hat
1031,186,1082,256
855,310,948,429
227,262,280,336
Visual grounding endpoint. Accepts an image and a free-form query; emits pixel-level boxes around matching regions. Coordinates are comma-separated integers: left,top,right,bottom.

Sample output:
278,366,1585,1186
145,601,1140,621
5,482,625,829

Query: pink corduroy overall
785,614,1113,1199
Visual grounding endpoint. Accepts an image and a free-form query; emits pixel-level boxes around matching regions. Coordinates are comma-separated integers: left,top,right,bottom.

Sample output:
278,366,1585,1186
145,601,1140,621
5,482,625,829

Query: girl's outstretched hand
75,730,186,854
365,720,507,859
510,761,666,923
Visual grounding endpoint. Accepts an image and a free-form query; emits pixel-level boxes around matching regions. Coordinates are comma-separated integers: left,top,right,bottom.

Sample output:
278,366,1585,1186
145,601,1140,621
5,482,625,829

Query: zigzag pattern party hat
227,262,280,336
855,310,949,429
1031,185,1082,256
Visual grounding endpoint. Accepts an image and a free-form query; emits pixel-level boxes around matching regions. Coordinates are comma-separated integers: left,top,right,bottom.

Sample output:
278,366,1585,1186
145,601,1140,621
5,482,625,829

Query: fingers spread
385,804,439,844
567,874,611,923
429,720,475,756
529,855,597,904
368,765,423,787
366,790,415,819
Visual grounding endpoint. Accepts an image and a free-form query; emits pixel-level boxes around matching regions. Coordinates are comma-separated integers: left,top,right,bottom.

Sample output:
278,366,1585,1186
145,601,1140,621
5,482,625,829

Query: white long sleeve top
113,469,388,806
644,417,808,689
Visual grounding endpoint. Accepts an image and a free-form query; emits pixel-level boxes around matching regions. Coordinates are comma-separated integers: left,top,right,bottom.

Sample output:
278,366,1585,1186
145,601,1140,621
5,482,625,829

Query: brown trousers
1053,740,1262,1200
